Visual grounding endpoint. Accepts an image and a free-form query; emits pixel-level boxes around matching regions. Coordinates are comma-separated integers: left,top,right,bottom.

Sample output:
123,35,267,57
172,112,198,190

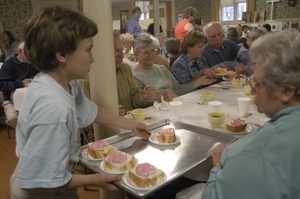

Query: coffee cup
237,97,251,116
244,85,251,95
127,109,147,121
201,91,215,102
208,101,222,112
208,112,226,127
231,79,243,88
169,101,183,121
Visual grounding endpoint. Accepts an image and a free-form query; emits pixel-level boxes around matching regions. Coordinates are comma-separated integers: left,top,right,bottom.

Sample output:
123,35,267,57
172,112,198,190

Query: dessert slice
87,140,116,159
128,163,165,188
104,151,135,172
156,128,176,144
226,118,247,132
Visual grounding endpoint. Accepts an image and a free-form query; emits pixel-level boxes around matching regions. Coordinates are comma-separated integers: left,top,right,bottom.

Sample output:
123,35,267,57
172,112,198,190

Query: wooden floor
0,125,99,199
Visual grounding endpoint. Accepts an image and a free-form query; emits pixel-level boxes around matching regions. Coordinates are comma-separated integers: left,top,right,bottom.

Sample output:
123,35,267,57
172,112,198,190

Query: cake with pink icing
104,151,135,172
156,128,176,143
87,140,116,159
226,118,247,132
128,163,165,188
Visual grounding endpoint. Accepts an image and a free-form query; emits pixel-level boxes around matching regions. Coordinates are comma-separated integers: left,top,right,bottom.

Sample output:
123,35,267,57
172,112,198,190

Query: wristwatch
214,162,222,168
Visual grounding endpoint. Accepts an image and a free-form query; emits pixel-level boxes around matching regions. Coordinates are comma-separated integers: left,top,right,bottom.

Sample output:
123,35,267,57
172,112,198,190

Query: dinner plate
122,171,167,191
148,134,181,146
223,123,254,135
99,158,138,174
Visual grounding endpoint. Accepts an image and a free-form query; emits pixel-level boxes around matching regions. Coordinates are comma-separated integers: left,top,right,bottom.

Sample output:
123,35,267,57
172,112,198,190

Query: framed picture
242,11,251,23
120,10,129,34
254,10,265,23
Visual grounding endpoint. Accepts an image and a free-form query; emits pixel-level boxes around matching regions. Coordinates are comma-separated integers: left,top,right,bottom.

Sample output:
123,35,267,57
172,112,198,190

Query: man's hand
235,63,245,74
118,105,126,117
22,78,33,87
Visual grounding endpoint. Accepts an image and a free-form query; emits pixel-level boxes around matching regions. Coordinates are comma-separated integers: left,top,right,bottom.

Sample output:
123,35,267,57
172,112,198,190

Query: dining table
79,81,269,198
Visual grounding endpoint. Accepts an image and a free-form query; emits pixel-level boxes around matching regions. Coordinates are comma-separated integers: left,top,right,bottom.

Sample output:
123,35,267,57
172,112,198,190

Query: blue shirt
202,106,300,199
15,72,98,189
0,55,39,100
203,39,243,69
171,54,207,84
126,16,142,38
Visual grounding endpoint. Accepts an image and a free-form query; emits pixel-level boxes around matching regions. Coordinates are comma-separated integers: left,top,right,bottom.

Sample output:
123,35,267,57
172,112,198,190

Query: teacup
201,91,215,102
127,109,147,121
244,85,252,95
231,79,243,88
208,112,226,127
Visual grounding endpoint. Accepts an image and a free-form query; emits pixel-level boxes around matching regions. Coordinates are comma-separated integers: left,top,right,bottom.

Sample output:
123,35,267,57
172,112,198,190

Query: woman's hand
210,143,226,166
142,85,156,101
193,76,217,88
162,90,174,102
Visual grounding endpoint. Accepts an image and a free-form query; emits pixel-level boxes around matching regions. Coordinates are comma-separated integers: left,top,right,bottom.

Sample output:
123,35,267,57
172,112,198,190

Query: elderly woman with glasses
164,28,300,199
132,33,216,102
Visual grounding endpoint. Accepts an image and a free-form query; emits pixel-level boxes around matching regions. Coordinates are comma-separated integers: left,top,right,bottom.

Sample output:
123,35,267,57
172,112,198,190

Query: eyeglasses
139,49,157,57
250,79,266,93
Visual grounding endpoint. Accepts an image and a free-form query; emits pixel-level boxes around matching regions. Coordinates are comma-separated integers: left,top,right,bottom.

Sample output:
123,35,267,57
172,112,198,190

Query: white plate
99,158,138,174
216,72,228,76
81,148,104,161
223,123,254,135
81,147,118,161
149,134,181,146
122,171,166,191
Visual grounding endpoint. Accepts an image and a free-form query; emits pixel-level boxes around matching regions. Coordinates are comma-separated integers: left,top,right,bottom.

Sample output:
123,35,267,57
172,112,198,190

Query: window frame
220,0,247,22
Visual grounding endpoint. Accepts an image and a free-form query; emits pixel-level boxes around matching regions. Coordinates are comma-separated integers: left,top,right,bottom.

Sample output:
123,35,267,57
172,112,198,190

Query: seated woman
150,35,170,70
132,33,216,102
165,38,181,68
1,30,19,60
120,33,135,60
171,31,216,84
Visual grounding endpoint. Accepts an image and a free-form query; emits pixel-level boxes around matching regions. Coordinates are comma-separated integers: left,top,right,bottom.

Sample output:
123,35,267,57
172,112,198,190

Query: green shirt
133,64,194,96
117,63,152,112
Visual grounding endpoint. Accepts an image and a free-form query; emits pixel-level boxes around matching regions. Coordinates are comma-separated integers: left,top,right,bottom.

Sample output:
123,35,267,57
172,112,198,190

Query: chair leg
7,125,11,139
7,125,14,139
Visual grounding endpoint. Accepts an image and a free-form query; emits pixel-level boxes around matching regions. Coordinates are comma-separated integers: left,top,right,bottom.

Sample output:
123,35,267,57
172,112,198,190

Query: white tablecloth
129,82,269,181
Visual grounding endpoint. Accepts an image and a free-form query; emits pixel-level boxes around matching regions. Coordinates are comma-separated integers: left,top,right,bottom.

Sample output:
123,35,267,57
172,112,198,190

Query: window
221,0,247,21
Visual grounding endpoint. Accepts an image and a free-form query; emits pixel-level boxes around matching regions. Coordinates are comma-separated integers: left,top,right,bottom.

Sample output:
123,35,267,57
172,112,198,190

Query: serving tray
79,119,238,198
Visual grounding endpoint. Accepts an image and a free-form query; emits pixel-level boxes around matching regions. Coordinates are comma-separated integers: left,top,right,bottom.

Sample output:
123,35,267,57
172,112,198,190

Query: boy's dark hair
24,6,98,71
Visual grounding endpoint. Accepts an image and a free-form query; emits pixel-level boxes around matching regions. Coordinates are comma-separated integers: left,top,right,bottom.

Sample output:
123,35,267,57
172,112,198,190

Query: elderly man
0,42,39,128
80,31,156,116
237,28,266,66
125,7,142,38
114,31,156,115
203,22,246,74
